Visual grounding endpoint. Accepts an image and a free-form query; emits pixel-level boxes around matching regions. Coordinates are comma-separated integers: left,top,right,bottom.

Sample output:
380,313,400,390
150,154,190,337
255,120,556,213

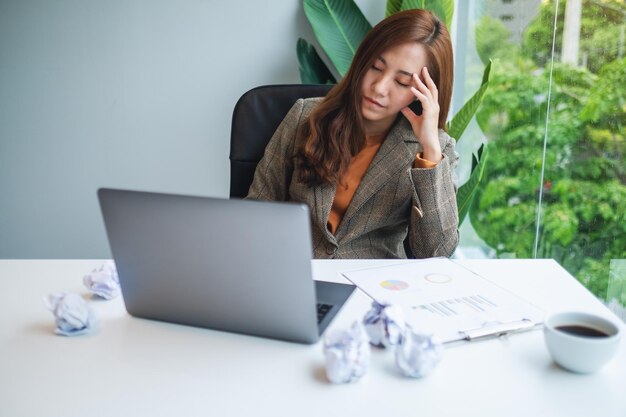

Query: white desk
1,259,624,417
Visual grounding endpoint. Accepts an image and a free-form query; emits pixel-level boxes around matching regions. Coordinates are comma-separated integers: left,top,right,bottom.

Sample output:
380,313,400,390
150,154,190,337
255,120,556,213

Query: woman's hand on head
400,67,442,163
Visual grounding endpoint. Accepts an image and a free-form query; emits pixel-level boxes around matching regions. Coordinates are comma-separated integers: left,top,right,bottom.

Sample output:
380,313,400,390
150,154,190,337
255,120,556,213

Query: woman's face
360,42,428,133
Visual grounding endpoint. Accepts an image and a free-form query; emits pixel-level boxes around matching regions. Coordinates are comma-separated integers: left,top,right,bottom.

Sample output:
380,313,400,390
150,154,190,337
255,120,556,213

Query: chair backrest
229,84,333,198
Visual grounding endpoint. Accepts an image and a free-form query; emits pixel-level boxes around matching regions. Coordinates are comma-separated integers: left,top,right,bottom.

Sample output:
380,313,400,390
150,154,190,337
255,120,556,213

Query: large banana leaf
297,38,337,84
303,0,372,77
385,0,403,17
446,60,492,141
400,0,454,29
434,0,454,30
457,143,489,224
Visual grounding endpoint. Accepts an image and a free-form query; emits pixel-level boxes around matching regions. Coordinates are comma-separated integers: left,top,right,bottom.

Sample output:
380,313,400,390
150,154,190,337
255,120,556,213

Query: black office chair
229,84,333,199
228,84,415,258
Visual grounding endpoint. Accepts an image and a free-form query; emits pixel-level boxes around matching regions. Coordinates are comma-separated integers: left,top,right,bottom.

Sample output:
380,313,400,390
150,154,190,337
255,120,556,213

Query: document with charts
341,258,545,344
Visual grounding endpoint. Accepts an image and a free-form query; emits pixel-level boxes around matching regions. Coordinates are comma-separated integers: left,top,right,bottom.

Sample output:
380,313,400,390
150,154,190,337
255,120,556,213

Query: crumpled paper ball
362,301,406,348
83,261,120,300
323,321,371,384
394,327,443,378
44,293,97,336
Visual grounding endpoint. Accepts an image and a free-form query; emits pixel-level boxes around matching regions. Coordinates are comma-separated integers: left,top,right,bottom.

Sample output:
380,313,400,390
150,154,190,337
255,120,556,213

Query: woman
247,9,459,259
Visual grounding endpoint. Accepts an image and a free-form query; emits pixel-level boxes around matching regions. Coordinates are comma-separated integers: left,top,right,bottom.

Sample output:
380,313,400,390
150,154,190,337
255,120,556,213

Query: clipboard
341,258,545,344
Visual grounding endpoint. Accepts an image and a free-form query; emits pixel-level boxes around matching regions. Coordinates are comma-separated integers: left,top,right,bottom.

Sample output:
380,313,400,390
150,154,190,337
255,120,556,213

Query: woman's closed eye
371,65,383,72
396,80,410,87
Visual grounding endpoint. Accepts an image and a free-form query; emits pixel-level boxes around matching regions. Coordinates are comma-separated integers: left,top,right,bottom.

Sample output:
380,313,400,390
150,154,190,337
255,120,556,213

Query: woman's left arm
400,67,459,257
406,131,459,258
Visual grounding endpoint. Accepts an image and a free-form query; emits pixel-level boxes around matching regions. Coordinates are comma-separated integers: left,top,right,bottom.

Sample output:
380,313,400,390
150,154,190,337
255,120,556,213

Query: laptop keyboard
316,303,333,324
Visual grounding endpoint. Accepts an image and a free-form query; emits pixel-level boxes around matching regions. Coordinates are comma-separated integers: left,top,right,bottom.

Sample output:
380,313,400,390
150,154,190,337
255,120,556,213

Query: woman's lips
364,96,384,108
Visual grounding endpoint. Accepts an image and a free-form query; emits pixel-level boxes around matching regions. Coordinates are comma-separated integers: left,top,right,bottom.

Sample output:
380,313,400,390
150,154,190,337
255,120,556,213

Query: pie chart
379,279,409,291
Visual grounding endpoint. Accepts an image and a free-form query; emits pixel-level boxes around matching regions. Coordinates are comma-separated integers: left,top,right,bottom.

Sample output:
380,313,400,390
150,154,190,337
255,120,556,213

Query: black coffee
555,325,610,338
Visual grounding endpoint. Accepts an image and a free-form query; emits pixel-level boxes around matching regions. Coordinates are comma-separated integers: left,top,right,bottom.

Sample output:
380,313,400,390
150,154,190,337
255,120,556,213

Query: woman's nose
372,76,390,95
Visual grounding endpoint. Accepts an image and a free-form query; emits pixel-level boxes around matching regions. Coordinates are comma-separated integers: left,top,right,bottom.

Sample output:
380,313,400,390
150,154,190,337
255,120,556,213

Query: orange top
327,146,438,234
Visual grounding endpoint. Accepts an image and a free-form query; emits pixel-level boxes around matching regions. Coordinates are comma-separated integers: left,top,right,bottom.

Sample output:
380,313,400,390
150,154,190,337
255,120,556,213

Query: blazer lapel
335,117,419,239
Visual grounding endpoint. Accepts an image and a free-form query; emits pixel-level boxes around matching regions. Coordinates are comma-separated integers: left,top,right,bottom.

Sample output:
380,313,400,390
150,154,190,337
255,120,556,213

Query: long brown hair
295,9,453,186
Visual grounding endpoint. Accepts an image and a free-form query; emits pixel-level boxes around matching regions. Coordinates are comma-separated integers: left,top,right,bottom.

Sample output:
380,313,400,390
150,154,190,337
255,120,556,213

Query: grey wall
0,0,383,258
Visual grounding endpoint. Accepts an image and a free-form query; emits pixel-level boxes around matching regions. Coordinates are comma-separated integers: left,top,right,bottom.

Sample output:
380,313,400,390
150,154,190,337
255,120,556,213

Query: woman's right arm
245,99,305,201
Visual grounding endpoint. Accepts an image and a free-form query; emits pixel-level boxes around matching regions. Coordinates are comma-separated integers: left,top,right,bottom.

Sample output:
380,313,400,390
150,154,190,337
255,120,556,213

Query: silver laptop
98,188,354,344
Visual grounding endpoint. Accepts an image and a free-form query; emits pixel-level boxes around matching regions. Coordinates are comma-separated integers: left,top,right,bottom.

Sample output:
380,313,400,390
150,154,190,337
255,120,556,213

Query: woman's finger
422,67,438,101
410,86,427,103
411,86,437,114
400,106,419,122
412,73,436,106
412,73,431,99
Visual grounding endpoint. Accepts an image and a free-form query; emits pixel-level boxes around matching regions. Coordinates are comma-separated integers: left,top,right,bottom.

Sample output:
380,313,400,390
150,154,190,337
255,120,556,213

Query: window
454,0,626,320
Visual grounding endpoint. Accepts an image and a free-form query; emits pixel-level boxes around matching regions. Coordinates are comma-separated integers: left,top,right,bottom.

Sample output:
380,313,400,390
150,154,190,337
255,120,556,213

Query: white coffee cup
543,311,622,374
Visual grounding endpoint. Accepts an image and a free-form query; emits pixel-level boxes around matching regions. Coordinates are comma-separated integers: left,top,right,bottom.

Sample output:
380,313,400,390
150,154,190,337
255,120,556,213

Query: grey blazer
247,97,459,259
